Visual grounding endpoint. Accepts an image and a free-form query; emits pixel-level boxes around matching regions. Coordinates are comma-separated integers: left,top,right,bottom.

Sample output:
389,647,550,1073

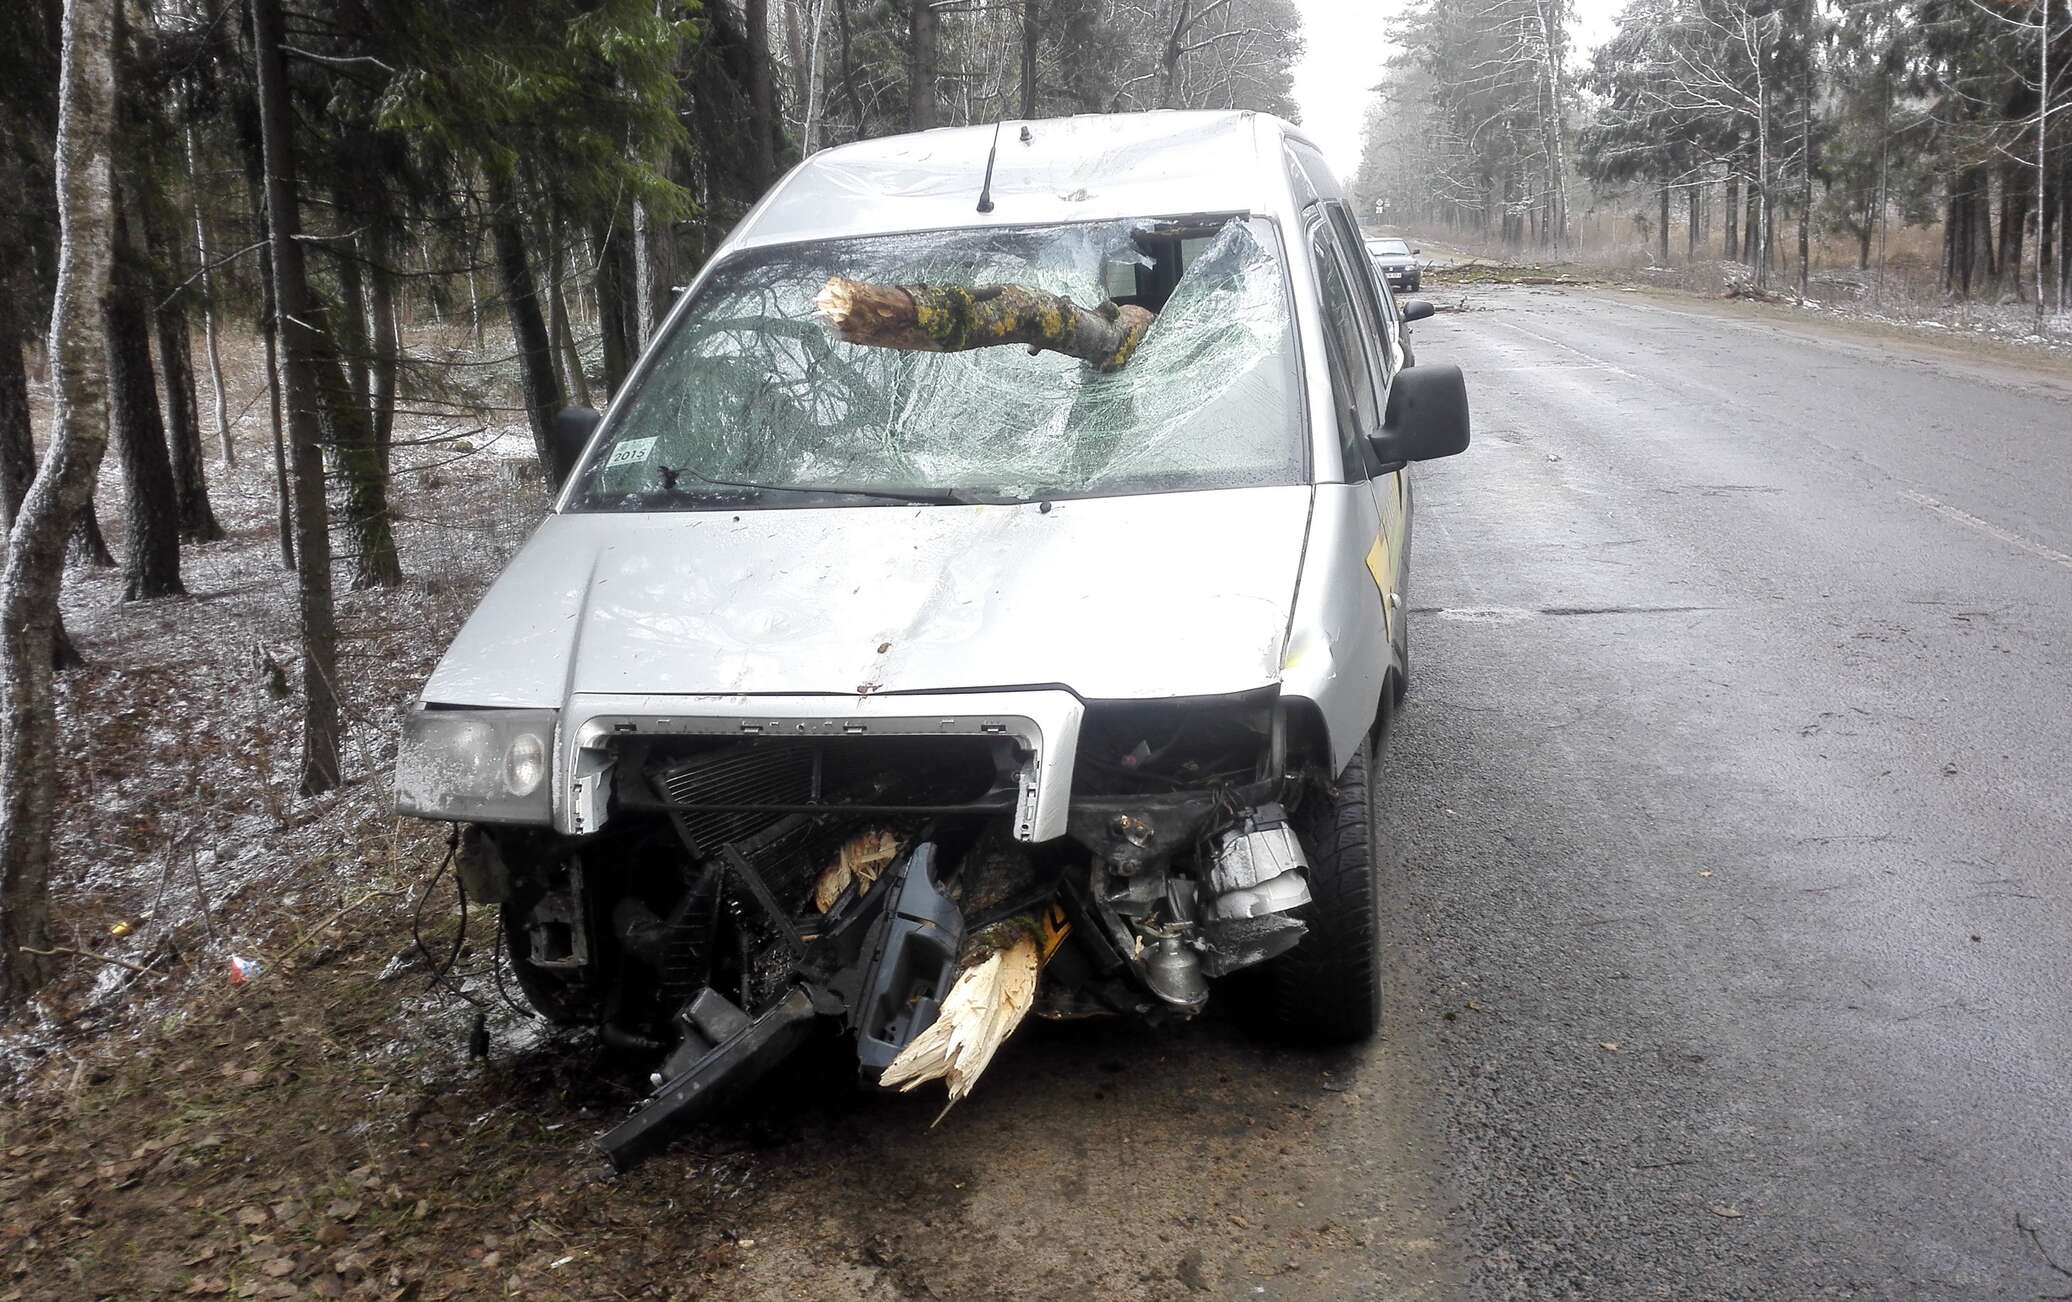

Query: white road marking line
1900,489,2072,573
1477,363,1616,373
1485,318,1643,382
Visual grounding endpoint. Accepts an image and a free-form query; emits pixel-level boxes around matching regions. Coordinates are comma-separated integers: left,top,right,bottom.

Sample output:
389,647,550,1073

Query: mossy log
816,277,1156,372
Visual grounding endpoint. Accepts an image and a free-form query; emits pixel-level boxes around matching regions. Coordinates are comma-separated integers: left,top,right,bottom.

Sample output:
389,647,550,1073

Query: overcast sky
1289,0,1623,180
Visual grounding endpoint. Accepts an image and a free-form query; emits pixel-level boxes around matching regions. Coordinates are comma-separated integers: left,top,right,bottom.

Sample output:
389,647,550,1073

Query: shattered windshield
565,216,1303,510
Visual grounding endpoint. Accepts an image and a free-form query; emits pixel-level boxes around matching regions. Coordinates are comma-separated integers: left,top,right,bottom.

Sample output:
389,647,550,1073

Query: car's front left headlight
395,707,557,825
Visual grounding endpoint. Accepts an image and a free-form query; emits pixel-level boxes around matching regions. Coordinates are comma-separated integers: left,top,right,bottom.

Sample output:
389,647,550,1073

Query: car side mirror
549,405,601,488
1411,247,1421,255
1370,365,1469,466
1401,299,1435,324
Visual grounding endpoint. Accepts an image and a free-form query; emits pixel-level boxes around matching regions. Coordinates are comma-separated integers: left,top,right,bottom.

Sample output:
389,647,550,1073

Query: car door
1289,208,1392,752
1312,204,1409,667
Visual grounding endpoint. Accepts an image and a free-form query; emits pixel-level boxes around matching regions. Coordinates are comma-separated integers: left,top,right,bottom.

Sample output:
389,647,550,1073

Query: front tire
1265,700,1388,1044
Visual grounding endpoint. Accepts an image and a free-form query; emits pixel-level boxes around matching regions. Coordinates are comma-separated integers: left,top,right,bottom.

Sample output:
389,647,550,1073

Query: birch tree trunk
1874,88,1889,303
0,338,83,670
1532,0,1568,257
0,0,116,1006
368,223,399,460
631,200,653,353
804,0,828,153
185,122,232,464
1755,74,1770,289
2036,1,2049,326
145,200,225,542
1798,58,1811,301
253,0,342,795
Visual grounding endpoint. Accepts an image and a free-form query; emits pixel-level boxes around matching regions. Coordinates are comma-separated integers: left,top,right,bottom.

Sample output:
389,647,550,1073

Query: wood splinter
816,276,1156,372
879,908,1069,1121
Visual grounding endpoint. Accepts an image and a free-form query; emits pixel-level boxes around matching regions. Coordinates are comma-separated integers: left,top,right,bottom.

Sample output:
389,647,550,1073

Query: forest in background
1354,0,2072,312
0,0,1307,1009
7,0,2063,1014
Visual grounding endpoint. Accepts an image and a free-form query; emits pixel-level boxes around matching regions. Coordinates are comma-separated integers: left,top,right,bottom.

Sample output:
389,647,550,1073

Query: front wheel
1263,701,1388,1044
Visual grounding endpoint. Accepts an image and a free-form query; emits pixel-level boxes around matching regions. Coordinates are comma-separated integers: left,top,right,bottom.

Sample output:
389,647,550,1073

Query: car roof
731,111,1323,249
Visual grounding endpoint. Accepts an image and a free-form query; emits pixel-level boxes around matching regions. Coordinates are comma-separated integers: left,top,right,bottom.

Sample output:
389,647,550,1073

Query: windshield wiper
656,463,974,506
782,482,974,505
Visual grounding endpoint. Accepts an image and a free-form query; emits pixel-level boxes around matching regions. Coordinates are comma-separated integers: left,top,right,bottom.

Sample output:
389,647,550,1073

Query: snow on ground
3,323,548,1086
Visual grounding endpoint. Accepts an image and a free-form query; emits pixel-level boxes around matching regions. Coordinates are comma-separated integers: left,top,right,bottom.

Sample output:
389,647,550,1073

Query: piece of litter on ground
1600,1042,1621,1053
550,1257,573,1269
1709,1204,1744,1219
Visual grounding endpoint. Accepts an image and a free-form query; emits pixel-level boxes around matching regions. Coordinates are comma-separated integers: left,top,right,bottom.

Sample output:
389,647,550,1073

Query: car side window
1324,203,1397,384
1307,218,1381,482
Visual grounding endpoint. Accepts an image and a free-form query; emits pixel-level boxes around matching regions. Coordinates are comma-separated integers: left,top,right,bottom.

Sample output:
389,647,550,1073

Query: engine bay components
1205,803,1312,919
469,697,1329,1172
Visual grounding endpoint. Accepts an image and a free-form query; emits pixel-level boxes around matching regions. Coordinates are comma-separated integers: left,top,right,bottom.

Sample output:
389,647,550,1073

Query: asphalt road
1388,287,2072,1300
686,289,2072,1300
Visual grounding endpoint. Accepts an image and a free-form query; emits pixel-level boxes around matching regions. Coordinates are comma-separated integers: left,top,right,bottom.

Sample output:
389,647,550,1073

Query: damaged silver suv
396,110,1468,1169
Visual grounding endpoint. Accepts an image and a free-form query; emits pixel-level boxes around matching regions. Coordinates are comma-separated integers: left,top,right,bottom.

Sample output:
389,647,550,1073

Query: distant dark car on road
1367,237,1421,293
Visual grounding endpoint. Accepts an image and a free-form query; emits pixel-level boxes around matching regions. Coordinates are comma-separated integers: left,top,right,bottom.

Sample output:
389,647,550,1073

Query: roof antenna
975,118,1004,214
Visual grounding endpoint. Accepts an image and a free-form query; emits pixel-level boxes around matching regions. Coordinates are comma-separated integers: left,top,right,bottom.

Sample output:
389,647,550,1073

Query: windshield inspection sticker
605,437,657,469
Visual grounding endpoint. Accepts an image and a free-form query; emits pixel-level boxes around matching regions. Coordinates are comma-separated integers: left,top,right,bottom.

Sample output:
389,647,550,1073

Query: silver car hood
422,485,1313,708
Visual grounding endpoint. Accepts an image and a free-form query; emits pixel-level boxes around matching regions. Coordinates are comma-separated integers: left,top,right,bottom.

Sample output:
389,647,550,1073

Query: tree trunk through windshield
816,277,1156,372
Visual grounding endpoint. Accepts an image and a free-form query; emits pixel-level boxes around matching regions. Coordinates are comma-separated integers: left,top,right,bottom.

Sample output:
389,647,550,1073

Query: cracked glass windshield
566,216,1302,509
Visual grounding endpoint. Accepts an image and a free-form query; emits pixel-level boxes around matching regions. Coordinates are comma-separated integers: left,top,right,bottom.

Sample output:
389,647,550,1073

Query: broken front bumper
498,688,1319,1170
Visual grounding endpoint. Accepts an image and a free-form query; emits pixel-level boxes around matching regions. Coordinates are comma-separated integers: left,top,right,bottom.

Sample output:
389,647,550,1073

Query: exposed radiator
652,742,817,856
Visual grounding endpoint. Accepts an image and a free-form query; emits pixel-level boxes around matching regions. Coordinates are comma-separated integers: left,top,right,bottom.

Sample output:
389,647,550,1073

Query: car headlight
395,707,557,824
